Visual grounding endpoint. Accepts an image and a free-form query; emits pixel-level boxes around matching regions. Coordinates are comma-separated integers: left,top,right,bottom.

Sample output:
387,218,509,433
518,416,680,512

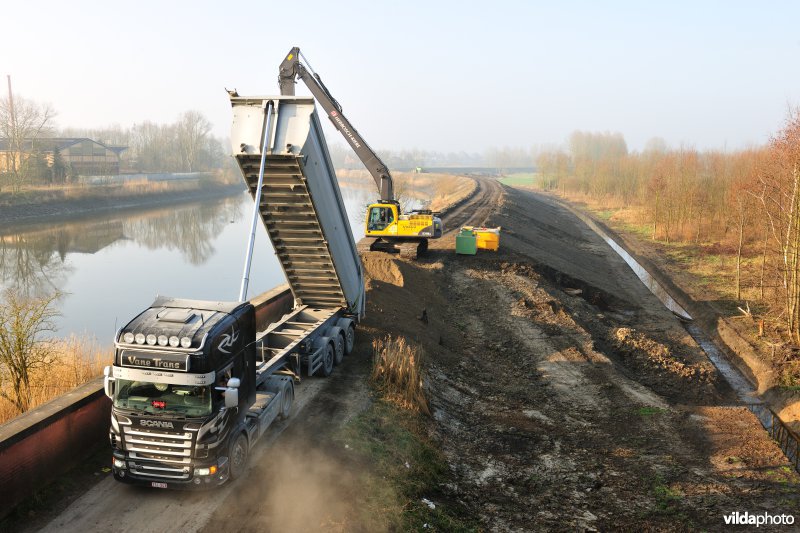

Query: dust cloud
202,435,388,533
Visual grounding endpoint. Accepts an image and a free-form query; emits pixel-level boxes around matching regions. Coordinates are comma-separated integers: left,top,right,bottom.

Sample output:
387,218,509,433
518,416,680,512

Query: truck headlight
113,457,126,469
195,465,218,476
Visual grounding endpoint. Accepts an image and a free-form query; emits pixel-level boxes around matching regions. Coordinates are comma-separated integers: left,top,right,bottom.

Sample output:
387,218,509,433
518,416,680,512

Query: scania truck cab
104,297,291,488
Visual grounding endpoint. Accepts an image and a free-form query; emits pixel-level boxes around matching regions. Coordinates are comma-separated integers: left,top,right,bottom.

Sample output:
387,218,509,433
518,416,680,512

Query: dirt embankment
359,182,800,530
542,191,800,433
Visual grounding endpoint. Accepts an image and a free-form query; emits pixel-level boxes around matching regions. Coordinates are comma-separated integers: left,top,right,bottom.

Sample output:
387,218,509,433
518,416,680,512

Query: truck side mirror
224,388,239,409
103,366,115,399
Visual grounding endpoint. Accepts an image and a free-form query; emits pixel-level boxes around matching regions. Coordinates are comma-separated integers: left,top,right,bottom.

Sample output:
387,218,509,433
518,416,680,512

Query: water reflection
0,188,372,340
0,231,75,298
0,197,243,298
122,199,241,265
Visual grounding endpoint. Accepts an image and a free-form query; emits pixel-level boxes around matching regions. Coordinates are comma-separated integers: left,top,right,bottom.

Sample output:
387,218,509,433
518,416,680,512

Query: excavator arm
279,47,394,202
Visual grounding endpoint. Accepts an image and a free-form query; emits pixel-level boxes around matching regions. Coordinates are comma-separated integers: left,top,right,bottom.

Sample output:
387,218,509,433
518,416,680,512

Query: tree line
536,115,800,347
327,142,533,170
61,109,233,175
1,93,235,191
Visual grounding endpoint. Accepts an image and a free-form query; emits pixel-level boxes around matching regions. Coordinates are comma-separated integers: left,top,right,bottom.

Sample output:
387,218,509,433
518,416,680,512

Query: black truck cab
105,297,257,488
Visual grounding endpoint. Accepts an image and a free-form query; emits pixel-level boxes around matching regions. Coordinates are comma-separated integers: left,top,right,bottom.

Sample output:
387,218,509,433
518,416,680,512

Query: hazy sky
2,0,799,153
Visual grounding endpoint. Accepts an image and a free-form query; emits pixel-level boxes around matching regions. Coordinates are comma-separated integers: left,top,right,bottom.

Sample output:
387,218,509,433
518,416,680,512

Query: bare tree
0,289,59,413
0,93,56,192
753,109,800,341
176,110,212,172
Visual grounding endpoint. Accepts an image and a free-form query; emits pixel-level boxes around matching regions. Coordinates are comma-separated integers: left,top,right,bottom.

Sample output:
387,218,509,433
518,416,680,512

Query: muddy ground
417,185,800,530
26,178,800,532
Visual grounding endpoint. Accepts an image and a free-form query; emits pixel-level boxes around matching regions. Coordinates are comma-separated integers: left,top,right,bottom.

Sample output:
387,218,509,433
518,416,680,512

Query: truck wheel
280,381,294,420
228,432,248,481
335,332,346,365
343,323,355,354
328,327,344,366
319,343,334,377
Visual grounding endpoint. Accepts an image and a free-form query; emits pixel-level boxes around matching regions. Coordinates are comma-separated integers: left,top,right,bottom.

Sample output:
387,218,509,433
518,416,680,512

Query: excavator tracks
357,238,428,259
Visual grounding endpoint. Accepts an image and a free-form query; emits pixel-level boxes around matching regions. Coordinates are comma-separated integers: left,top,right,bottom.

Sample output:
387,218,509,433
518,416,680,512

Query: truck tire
337,318,355,354
228,432,249,481
343,323,355,354
328,326,344,366
280,381,294,420
319,342,334,377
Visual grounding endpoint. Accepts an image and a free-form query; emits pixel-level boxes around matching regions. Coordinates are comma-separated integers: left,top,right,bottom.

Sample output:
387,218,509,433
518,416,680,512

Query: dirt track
31,178,800,532
419,183,800,530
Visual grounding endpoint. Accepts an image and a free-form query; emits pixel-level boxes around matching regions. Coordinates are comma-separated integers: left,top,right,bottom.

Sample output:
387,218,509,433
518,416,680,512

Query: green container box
455,229,477,255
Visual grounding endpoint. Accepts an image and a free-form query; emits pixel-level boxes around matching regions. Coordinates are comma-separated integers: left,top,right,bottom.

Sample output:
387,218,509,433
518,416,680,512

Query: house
0,137,127,180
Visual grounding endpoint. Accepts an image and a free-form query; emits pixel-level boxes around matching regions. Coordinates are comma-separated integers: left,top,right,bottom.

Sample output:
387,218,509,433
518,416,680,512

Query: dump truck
279,46,443,258
102,95,364,489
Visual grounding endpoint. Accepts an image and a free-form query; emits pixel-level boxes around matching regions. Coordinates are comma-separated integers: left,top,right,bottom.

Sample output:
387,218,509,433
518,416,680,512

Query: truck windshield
113,379,212,418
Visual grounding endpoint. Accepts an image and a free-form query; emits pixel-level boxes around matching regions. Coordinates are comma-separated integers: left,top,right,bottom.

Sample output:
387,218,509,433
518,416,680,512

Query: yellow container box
464,226,501,251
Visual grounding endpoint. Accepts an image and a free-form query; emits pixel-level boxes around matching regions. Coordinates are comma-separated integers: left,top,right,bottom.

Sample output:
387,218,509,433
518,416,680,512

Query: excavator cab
366,204,397,233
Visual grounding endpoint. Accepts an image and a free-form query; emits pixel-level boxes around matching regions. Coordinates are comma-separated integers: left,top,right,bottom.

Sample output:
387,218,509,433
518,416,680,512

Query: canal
0,186,379,342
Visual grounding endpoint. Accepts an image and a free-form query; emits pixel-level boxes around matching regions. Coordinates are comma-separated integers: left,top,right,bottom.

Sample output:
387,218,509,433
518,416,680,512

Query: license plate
151,482,168,489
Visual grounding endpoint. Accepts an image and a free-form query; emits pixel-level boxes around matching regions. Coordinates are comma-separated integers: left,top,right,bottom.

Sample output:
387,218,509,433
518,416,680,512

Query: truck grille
122,426,194,480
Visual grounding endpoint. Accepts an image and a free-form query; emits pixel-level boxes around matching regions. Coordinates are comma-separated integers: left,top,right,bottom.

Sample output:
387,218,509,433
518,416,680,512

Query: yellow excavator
279,47,443,258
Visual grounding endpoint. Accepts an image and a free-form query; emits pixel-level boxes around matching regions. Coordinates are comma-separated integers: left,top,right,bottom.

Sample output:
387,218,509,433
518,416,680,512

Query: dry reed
0,335,111,425
370,336,429,415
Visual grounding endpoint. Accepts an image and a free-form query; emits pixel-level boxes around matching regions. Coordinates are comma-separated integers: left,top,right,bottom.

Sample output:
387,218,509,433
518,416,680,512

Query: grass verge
334,400,477,531
499,173,537,187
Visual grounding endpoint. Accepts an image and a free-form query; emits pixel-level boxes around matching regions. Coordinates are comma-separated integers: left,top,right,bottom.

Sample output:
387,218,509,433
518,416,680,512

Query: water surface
0,186,380,342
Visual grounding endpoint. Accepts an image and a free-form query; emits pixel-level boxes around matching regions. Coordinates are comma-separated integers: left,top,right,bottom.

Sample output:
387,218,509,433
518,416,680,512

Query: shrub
370,336,429,415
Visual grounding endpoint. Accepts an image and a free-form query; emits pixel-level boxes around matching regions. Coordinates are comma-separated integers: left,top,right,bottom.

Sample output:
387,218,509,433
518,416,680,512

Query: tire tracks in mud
436,176,504,239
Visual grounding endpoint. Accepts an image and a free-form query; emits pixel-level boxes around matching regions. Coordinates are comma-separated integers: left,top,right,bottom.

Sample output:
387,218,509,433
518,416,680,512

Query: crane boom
279,47,394,202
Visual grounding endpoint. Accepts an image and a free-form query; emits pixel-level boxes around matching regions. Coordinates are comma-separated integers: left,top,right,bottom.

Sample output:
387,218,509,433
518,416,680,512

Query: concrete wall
0,379,110,519
0,285,293,520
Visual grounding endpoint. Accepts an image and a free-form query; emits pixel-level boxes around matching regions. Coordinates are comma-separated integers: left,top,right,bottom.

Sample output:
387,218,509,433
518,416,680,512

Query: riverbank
0,180,244,233
516,185,800,434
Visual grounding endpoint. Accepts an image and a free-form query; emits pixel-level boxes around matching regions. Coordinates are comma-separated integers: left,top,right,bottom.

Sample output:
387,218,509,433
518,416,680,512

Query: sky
2,0,800,154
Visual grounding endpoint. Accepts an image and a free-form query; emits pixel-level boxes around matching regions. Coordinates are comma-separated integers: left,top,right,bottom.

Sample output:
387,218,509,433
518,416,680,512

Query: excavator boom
279,47,394,202
278,46,442,259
